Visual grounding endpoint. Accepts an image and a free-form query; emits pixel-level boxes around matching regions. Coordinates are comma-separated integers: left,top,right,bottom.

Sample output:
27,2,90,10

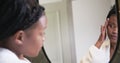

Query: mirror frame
109,0,120,63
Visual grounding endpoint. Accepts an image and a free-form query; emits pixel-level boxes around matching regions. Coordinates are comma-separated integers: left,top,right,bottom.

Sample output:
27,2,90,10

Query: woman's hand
95,19,109,48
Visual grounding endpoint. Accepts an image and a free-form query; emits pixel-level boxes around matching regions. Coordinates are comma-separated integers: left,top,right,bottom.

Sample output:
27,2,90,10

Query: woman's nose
113,27,118,34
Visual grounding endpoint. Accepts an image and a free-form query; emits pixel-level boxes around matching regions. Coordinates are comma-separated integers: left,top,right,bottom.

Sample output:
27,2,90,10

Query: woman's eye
108,24,117,29
109,24,114,28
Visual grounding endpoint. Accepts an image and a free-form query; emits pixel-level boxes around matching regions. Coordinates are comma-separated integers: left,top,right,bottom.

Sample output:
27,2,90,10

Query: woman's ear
14,30,25,45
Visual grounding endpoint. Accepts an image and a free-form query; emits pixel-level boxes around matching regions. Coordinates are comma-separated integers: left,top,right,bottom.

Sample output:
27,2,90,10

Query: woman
80,5,118,63
0,0,47,63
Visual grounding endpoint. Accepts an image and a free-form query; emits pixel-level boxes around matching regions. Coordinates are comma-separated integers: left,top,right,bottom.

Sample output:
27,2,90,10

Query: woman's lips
111,35,118,40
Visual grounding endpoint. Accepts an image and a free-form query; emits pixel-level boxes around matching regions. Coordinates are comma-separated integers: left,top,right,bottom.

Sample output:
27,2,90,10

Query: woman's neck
110,42,116,50
110,42,117,59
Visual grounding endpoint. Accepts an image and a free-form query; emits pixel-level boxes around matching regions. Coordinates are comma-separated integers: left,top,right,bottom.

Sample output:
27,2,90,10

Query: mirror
109,0,120,63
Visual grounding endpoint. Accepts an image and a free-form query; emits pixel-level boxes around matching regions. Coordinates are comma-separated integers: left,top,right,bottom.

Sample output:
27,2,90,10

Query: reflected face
22,15,47,57
107,15,118,43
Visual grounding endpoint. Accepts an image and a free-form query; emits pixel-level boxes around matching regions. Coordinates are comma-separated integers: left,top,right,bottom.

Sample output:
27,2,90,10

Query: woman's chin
110,39,117,44
27,48,42,57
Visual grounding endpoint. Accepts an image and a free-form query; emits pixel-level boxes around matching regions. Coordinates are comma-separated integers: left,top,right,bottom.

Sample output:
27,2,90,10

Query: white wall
72,0,114,63
39,0,62,4
111,0,115,6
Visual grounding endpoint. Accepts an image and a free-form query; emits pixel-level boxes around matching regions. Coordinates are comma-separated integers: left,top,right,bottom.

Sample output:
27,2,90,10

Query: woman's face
21,15,47,57
107,15,118,44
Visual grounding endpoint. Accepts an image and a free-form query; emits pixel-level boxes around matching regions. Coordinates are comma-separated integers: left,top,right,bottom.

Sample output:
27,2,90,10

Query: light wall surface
39,0,62,4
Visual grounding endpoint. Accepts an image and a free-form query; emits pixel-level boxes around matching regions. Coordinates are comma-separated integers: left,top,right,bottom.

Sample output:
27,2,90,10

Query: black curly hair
107,5,116,18
0,0,45,41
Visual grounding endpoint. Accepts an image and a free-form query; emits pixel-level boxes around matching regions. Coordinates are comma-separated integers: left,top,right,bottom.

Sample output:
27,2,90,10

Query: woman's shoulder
0,47,31,63
101,40,110,48
0,47,19,63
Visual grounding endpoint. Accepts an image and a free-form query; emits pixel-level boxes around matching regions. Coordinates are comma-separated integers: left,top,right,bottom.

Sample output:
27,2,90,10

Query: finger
105,19,109,27
103,19,109,40
105,18,109,26
105,18,109,32
101,25,102,32
101,25,105,36
101,25,104,33
106,18,109,21
101,25,105,32
103,19,109,32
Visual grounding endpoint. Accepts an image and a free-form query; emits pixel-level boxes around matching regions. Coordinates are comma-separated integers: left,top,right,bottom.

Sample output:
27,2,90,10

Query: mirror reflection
80,5,118,63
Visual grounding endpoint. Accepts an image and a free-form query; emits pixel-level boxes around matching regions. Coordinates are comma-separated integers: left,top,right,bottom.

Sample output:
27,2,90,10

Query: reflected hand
95,19,108,48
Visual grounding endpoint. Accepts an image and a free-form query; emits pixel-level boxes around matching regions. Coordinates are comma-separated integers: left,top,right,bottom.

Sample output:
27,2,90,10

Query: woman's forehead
109,15,117,23
39,15,47,28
